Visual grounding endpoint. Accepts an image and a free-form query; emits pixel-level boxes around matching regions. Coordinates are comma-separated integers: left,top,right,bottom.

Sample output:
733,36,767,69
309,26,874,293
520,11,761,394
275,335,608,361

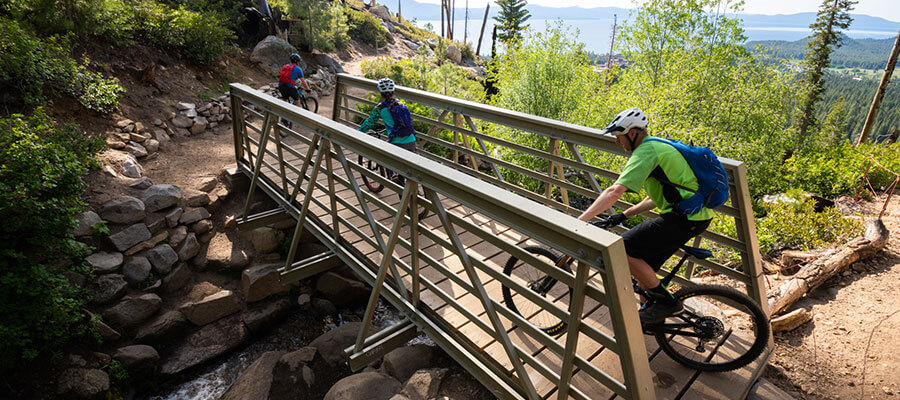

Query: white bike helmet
603,107,648,135
377,78,395,93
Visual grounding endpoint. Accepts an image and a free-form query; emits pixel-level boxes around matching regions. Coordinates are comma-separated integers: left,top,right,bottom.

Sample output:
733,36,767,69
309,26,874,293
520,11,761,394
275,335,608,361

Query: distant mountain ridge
397,0,900,31
746,34,896,70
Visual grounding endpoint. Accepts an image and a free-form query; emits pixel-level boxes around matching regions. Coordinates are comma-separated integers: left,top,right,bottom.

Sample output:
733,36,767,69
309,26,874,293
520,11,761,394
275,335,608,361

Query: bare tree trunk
476,5,489,56
856,29,900,146
767,219,889,315
890,128,900,144
441,0,445,37
397,0,402,22
464,0,469,45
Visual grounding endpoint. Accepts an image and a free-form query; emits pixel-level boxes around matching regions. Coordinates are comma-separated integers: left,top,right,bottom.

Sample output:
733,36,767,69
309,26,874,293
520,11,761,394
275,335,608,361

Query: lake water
413,18,898,56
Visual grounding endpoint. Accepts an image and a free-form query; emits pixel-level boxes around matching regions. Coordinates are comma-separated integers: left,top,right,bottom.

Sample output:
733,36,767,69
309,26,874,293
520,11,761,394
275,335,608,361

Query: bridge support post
555,260,590,400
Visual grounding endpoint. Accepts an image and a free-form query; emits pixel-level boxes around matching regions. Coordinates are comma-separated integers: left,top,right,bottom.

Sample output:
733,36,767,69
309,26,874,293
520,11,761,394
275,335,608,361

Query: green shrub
345,6,389,48
0,18,125,112
754,196,863,253
781,142,900,199
147,5,234,63
0,109,104,370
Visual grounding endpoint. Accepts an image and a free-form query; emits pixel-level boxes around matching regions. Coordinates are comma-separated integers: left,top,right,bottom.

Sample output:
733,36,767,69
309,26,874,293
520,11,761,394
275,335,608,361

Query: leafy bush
0,18,125,112
0,109,104,370
287,1,349,52
144,5,234,63
755,196,863,253
782,142,900,198
345,6,389,48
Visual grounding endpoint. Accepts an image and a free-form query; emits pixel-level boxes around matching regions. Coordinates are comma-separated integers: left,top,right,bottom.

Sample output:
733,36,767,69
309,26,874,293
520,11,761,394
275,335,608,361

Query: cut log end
771,308,813,332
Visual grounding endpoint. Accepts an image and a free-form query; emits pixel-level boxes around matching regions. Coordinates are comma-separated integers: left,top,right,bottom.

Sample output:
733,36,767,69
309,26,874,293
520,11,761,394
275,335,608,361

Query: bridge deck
244,120,767,400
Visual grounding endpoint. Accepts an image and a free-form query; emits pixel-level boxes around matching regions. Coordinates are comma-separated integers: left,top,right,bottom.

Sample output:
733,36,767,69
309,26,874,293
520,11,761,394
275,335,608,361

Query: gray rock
179,289,241,326
86,251,123,274
179,207,210,225
250,36,302,75
312,53,345,74
126,142,149,158
404,368,447,400
447,45,462,64
114,345,159,375
100,196,145,224
89,274,128,304
297,294,311,310
220,351,284,400
129,177,154,190
382,345,434,383
57,368,109,398
109,223,152,252
136,310,189,345
152,129,170,145
176,102,196,111
169,225,188,248
315,272,368,307
242,227,284,254
324,372,401,400
206,232,251,269
269,347,330,399
181,108,198,118
312,298,336,317
370,5,391,21
122,154,143,178
171,115,194,129
95,316,121,341
165,208,184,228
147,244,178,274
124,231,168,256
243,264,289,303
178,233,201,261
73,211,102,237
102,293,162,329
309,322,378,365
191,116,208,135
115,119,134,128
153,119,162,126
191,220,213,234
183,189,211,207
243,298,292,334
198,177,218,193
162,263,191,292
175,127,191,137
142,184,182,212
403,39,419,50
145,139,160,153
129,132,147,143
160,314,248,375
122,256,152,286
144,212,168,235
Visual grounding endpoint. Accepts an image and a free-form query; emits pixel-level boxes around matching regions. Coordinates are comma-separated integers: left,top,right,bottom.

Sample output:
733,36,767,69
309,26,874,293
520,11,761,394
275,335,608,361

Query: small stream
139,300,420,400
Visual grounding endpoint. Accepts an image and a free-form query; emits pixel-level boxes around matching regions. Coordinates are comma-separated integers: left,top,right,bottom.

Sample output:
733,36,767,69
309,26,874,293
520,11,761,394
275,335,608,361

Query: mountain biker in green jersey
577,108,714,325
357,78,417,153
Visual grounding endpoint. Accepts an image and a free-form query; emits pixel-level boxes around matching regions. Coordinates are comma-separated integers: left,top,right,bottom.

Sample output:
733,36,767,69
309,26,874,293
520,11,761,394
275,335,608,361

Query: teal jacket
358,101,416,144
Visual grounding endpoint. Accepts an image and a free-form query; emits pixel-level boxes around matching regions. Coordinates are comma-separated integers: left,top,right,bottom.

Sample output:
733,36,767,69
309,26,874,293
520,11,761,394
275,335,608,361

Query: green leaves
494,0,531,43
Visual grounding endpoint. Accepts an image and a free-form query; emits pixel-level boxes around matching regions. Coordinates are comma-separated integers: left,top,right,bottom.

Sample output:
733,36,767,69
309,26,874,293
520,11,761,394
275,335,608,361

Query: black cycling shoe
639,300,683,325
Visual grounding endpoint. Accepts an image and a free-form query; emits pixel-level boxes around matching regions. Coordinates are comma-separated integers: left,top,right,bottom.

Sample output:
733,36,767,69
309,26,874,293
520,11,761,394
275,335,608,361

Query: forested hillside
820,71,900,141
748,34,894,69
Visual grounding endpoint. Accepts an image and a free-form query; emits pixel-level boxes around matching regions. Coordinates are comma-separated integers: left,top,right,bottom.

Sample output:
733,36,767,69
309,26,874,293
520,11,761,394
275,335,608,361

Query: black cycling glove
605,212,627,226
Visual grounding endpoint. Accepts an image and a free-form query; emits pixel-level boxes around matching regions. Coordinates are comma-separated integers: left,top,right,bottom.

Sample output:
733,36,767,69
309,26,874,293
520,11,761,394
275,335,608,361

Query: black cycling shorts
622,213,711,271
278,85,300,102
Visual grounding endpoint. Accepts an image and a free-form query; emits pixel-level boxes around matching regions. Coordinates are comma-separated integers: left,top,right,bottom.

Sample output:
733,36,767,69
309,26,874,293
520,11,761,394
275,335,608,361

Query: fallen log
771,308,813,332
767,219,889,315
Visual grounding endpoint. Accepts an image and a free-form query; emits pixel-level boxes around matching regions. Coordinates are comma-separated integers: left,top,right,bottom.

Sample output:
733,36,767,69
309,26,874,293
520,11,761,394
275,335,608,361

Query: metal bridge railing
333,74,768,317
230,82,657,399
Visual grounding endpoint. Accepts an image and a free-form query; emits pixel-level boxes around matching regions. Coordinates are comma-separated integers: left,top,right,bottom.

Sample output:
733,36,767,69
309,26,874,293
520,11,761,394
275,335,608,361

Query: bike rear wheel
653,284,769,372
502,246,571,335
358,154,384,193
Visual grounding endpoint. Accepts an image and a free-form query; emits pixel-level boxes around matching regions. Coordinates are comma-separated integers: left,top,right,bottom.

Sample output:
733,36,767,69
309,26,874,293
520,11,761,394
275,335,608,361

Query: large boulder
206,232,251,269
309,322,378,366
122,256,152,286
243,298,292,335
102,293,162,329
109,223,152,252
179,207,210,225
171,115,193,129
242,227,284,254
160,314,249,375
219,351,284,400
179,289,241,326
86,251,123,274
312,53,345,74
269,347,335,400
324,372,401,400
135,310,189,346
315,272,369,307
113,345,160,375
57,368,109,399
178,232,201,261
382,345,434,383
162,263,191,292
73,211,102,237
251,36,302,75
89,274,128,305
100,196,146,224
446,45,462,64
369,5,391,21
122,154,143,178
404,368,447,400
243,263,289,303
142,184,182,212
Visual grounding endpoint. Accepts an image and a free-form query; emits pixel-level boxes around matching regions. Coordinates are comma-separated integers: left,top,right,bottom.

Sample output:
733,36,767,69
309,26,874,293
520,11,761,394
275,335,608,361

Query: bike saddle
680,245,712,260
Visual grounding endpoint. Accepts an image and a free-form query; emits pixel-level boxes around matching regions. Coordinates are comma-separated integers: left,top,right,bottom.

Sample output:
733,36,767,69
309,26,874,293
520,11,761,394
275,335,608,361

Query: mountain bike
279,89,318,129
357,129,428,220
501,216,769,372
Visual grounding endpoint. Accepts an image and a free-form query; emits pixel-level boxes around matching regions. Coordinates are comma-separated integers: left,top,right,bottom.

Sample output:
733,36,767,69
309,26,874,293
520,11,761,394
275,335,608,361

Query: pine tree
797,0,856,139
493,0,530,43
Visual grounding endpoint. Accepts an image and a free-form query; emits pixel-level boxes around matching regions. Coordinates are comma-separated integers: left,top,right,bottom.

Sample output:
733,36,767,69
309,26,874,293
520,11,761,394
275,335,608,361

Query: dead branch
767,219,889,315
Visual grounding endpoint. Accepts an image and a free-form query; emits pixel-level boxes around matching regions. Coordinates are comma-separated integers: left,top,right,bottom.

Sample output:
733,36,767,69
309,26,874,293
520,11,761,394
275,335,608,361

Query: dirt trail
766,195,900,399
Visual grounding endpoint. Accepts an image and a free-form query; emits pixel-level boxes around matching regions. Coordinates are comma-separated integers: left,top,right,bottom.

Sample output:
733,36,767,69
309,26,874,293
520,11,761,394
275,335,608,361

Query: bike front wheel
654,284,770,372
502,246,571,335
301,95,319,114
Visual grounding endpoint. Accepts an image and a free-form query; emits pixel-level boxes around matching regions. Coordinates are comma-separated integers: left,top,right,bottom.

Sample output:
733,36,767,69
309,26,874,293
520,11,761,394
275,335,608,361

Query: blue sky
416,0,900,22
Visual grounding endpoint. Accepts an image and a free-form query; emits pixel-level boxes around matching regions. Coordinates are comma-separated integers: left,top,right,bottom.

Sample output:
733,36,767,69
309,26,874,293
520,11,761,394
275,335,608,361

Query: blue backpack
643,138,730,214
381,100,416,140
